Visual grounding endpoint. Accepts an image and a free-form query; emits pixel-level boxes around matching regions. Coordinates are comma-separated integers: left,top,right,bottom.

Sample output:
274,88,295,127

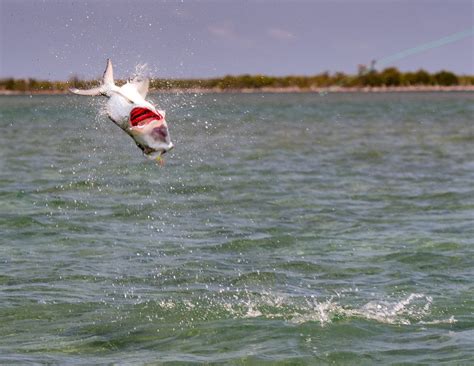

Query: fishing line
376,28,474,68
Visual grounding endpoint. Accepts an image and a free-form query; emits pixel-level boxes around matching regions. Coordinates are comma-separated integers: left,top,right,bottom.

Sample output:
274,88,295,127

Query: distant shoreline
3,68,473,94
1,85,474,95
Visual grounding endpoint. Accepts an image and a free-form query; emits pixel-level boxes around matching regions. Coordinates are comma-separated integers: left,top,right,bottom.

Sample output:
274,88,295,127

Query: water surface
1,92,473,364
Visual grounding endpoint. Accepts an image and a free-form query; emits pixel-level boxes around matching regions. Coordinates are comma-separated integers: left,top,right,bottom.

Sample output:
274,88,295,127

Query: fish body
70,59,174,159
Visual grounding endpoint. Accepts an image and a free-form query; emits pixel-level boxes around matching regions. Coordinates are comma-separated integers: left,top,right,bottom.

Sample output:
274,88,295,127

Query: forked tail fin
69,59,116,97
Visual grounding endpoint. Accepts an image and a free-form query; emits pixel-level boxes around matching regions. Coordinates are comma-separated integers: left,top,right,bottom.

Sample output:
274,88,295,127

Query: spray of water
131,63,150,81
118,289,455,327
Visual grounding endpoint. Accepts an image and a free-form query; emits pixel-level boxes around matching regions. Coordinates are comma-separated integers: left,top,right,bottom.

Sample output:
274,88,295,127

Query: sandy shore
1,85,474,95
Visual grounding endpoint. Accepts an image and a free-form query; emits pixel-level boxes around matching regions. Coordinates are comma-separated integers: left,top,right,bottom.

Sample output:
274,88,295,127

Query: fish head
128,107,174,159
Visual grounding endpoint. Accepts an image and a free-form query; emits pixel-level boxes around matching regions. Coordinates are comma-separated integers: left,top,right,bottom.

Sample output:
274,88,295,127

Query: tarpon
70,59,174,161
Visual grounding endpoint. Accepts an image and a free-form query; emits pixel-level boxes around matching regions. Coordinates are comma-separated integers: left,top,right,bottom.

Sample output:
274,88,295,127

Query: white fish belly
107,94,133,129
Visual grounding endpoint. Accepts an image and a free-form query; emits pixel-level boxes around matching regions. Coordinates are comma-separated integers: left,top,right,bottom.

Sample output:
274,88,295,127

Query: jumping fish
70,59,174,162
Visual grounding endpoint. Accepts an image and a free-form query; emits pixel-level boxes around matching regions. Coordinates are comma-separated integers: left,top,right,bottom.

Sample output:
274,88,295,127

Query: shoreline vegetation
1,67,473,94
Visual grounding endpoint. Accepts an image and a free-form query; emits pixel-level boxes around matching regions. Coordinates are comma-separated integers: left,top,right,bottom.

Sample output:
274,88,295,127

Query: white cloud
208,24,236,40
207,23,255,47
267,27,296,41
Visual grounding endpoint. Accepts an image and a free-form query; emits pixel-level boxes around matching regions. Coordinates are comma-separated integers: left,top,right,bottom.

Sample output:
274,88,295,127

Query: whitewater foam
150,291,453,327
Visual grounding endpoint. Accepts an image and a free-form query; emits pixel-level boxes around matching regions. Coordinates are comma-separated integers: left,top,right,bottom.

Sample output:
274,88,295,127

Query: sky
0,0,473,80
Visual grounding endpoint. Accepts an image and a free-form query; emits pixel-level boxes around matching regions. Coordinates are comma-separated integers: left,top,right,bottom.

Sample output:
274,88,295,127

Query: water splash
142,291,452,327
347,293,433,325
131,63,150,81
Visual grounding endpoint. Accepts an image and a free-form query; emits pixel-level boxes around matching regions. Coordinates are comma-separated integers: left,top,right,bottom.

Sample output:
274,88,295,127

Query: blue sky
1,0,472,80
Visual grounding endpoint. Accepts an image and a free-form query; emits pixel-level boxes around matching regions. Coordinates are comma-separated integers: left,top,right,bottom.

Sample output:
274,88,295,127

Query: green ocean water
0,92,473,364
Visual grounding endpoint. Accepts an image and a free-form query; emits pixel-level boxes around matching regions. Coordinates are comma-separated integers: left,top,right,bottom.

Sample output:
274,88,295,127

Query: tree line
1,68,473,92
